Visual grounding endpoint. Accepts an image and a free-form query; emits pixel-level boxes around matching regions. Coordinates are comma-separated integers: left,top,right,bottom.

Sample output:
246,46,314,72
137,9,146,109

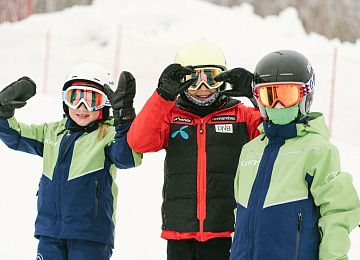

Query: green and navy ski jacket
230,113,360,260
0,115,142,247
128,91,261,242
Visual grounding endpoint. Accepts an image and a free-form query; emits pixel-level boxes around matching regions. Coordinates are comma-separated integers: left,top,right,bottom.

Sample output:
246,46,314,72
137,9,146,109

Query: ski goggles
62,86,111,111
254,82,305,108
183,67,223,90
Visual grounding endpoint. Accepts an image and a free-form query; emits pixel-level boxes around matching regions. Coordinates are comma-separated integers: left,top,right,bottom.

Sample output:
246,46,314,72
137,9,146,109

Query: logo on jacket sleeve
171,125,189,139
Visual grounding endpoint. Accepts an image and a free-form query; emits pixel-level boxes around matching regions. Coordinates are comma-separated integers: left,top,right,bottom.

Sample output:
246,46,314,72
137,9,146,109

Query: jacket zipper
95,181,100,219
56,131,71,223
197,119,206,239
61,131,71,160
294,212,303,260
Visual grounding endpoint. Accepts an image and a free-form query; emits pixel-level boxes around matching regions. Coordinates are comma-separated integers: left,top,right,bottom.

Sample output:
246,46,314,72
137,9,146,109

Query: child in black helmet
230,50,360,260
0,63,142,260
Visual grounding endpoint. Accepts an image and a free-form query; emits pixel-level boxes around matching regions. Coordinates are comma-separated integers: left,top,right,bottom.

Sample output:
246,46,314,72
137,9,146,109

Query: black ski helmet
253,50,315,118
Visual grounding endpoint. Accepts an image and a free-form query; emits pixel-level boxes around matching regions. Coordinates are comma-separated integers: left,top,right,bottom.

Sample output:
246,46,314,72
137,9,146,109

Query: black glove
103,71,136,124
215,67,258,107
157,63,196,101
0,77,37,118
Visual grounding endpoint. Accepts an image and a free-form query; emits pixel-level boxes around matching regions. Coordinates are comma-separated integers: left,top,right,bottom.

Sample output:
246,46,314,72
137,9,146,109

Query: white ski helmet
63,62,114,91
62,62,114,120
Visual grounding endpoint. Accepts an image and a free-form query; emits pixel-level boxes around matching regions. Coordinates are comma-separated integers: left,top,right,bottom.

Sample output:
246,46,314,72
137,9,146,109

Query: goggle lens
257,83,303,108
63,86,110,111
184,67,223,90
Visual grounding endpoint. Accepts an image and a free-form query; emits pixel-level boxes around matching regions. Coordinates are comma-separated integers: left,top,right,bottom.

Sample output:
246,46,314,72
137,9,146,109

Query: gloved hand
157,63,196,101
0,77,37,119
215,67,258,107
103,71,136,124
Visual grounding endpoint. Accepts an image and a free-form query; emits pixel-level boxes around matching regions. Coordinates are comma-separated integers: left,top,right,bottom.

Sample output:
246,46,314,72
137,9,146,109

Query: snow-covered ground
0,0,359,259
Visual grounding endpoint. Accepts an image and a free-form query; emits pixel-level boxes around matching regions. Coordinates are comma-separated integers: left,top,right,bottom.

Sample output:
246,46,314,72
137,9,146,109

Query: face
187,83,217,101
68,104,100,126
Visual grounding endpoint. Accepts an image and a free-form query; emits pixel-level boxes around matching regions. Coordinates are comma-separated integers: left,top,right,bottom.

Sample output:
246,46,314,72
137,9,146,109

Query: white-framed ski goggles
62,85,111,111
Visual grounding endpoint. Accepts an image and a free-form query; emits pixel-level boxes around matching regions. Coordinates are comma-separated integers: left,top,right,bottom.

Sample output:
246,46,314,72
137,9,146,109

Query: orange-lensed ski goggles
183,67,223,90
62,86,111,111
254,83,304,108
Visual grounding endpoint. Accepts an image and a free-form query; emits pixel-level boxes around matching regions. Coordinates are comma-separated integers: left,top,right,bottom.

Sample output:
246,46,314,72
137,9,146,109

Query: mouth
76,113,90,119
195,94,212,100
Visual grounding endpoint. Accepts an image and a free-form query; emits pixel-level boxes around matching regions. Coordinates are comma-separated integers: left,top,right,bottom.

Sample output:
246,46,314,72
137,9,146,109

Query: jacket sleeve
127,90,174,153
0,115,45,156
310,144,360,260
105,122,142,169
239,104,262,140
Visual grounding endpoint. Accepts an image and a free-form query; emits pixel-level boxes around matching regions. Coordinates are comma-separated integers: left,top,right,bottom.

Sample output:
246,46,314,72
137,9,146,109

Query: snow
0,0,359,259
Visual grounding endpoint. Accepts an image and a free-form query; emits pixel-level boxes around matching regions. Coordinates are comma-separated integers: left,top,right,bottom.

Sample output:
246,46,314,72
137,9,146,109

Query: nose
274,102,285,109
198,83,210,90
77,103,88,111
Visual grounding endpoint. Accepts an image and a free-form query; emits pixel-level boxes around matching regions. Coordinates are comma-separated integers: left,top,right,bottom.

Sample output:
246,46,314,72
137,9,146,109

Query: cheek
187,90,199,98
68,108,76,118
90,111,100,120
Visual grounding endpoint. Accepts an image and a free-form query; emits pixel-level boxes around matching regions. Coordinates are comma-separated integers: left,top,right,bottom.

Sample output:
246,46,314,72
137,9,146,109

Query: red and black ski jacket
128,91,261,241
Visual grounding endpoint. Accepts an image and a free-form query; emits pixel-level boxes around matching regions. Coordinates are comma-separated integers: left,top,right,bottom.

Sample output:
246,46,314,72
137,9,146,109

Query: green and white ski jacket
0,115,142,247
230,112,360,260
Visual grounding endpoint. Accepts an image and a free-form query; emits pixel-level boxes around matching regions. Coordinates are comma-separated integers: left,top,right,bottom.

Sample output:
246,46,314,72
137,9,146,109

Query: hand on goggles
157,64,196,101
62,86,111,111
214,67,253,98
182,67,224,90
254,83,304,108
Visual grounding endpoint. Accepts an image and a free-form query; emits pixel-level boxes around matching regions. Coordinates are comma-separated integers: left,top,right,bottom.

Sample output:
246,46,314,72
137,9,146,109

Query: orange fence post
113,25,122,79
328,47,337,137
43,29,51,93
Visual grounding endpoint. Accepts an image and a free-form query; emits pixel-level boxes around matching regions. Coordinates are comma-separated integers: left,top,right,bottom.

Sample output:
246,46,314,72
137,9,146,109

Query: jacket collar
65,117,99,133
260,112,329,141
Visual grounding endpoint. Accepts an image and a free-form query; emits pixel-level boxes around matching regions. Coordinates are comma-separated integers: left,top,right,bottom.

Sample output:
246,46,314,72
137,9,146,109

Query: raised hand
103,71,136,124
215,68,254,98
157,63,196,101
0,77,37,118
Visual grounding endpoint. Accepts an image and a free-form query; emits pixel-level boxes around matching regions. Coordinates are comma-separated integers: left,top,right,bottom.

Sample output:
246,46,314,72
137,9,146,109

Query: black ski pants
167,237,232,260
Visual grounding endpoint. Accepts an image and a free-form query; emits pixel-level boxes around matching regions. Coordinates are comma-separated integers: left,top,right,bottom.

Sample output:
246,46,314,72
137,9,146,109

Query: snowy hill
0,0,359,259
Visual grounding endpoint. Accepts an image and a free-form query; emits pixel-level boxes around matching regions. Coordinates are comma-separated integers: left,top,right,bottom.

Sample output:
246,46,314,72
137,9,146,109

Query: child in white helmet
0,63,142,259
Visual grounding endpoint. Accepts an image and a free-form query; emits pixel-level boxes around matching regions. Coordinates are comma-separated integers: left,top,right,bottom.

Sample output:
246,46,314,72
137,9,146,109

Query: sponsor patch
211,115,236,122
173,116,192,123
215,124,233,133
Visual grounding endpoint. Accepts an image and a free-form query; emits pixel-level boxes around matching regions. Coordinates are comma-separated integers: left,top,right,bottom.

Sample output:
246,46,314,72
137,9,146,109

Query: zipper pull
297,212,303,231
200,119,204,134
